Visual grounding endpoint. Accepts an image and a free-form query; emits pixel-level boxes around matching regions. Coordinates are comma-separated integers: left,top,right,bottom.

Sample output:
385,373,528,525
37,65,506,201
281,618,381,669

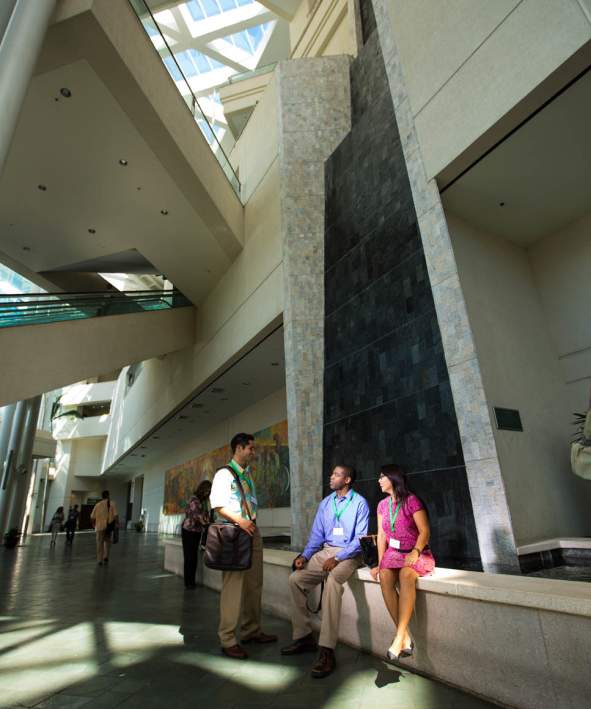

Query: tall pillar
7,396,42,533
276,57,352,549
0,0,57,179
371,0,519,572
0,400,27,534
0,1,16,52
0,404,17,474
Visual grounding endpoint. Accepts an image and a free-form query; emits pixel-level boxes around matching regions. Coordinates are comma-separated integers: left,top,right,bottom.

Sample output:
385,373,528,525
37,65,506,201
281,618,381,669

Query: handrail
128,0,241,199
0,289,191,329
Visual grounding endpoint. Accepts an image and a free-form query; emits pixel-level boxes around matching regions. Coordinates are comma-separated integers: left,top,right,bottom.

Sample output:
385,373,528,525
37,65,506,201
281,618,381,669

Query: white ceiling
105,325,285,477
0,59,231,303
441,69,591,245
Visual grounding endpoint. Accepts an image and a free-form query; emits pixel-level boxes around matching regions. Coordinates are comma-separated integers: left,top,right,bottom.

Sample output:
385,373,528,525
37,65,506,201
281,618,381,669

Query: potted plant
4,528,21,549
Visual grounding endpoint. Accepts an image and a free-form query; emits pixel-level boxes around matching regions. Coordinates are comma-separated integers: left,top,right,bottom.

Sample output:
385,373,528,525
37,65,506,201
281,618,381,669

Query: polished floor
0,532,497,708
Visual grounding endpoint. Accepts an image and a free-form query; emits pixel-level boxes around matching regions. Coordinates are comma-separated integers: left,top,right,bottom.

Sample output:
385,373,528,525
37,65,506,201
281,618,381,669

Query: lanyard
389,497,401,533
332,491,355,522
228,460,253,493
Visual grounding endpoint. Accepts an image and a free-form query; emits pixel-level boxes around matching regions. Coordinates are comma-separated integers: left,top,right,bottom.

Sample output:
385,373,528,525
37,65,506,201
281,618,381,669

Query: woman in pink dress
370,464,435,661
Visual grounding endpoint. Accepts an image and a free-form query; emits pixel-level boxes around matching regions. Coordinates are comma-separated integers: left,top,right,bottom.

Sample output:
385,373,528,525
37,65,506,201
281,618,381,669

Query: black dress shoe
281,633,317,655
311,647,336,678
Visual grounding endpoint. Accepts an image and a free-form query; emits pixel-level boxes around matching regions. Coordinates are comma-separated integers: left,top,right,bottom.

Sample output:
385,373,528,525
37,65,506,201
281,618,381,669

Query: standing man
64,504,79,544
209,433,277,659
90,491,118,566
281,465,369,678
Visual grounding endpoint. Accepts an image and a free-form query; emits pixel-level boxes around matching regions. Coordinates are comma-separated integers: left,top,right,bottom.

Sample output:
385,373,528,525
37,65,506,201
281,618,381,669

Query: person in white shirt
209,433,277,659
90,490,118,566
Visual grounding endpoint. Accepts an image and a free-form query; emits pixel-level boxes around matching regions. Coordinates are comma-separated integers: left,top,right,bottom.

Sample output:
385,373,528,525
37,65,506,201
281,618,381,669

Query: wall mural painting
163,420,290,515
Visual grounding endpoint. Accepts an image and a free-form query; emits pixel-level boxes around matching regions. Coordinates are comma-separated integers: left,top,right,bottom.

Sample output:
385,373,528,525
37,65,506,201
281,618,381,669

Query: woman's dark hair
194,479,212,500
380,464,412,508
56,506,64,514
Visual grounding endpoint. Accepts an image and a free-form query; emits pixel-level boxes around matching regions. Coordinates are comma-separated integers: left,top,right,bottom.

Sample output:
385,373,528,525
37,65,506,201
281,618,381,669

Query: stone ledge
166,540,591,618
517,537,591,554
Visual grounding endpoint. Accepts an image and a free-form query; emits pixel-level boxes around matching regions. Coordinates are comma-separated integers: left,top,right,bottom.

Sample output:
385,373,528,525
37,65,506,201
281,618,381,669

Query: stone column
372,0,519,572
7,396,42,533
0,400,27,534
0,0,56,178
276,57,352,549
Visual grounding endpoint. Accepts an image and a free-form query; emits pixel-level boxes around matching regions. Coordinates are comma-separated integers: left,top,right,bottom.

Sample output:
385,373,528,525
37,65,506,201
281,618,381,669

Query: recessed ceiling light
191,403,203,409
211,387,224,394
22,246,31,252
241,382,251,386
271,362,279,366
60,88,72,98
179,415,188,420
152,436,159,440
137,186,142,191
221,397,228,401
38,184,47,191
160,209,169,215
119,159,128,166
499,202,505,207
88,228,96,234
140,446,147,449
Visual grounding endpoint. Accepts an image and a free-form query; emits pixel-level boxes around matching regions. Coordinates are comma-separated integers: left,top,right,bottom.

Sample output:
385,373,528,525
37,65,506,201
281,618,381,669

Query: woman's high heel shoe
401,641,414,657
386,643,399,661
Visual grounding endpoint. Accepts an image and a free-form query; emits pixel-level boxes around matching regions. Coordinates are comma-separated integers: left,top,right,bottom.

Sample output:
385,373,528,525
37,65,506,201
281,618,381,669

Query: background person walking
64,505,79,544
49,506,64,546
90,491,118,566
181,480,212,588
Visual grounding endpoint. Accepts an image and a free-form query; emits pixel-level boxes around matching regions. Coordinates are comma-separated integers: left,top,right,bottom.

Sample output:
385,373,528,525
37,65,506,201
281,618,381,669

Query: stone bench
164,538,591,709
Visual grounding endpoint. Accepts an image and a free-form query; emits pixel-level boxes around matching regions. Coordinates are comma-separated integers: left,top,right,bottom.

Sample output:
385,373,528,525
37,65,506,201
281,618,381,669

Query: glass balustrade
129,0,242,198
0,290,191,329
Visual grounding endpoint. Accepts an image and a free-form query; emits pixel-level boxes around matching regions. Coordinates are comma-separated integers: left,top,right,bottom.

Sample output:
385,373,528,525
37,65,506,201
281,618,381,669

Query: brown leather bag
204,467,253,571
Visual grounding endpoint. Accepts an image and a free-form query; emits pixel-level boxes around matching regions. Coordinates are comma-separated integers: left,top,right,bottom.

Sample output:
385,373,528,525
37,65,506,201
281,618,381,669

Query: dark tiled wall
323,11,482,570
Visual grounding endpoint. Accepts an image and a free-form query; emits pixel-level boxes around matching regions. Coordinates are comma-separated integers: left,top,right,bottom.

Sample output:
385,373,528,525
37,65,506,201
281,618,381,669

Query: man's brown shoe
242,631,278,644
310,646,336,678
280,633,317,655
221,644,248,660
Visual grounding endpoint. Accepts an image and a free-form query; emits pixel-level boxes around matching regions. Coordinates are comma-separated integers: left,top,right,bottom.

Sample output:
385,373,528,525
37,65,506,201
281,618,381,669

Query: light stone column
0,0,57,179
0,400,26,534
372,0,519,572
7,395,42,533
276,57,352,549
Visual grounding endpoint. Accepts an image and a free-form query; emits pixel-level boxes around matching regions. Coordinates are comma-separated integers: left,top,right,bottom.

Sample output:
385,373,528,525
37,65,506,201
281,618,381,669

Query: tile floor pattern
0,532,498,708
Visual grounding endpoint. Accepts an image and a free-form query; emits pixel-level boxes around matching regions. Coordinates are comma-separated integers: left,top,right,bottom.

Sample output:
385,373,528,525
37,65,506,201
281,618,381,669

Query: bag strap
223,466,252,521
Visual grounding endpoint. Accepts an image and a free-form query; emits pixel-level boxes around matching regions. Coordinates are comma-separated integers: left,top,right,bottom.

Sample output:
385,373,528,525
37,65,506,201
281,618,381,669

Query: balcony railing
0,290,191,329
129,0,241,198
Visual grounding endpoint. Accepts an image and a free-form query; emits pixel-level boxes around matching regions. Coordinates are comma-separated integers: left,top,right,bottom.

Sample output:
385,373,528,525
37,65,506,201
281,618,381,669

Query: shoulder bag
105,500,116,536
204,467,253,571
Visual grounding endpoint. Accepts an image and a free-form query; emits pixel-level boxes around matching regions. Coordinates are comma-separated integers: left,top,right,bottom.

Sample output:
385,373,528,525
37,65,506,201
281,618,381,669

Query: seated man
281,465,369,678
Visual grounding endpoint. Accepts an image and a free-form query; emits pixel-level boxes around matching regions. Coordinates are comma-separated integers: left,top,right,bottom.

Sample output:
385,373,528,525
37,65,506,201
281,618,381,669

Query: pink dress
378,494,435,576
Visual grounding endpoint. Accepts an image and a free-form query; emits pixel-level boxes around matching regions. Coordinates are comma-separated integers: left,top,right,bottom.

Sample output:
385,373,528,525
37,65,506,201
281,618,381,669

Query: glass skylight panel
186,0,205,21
163,55,182,82
202,0,222,16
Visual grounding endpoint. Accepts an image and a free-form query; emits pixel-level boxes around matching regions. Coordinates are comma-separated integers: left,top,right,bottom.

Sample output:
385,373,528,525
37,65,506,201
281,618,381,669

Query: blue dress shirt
302,489,370,561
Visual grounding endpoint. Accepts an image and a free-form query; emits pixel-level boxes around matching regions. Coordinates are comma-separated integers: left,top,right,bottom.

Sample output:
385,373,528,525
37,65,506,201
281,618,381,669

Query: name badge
333,527,344,536
389,538,401,549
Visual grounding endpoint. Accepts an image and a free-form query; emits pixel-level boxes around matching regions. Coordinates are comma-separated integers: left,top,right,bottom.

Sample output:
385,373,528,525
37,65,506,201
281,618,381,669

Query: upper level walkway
0,533,494,709
0,292,195,406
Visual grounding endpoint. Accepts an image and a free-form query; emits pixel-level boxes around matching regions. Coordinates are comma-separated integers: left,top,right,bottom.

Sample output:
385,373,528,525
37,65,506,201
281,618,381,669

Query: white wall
71,438,106,477
102,75,283,472
447,212,591,544
130,387,287,534
529,212,591,413
387,0,591,179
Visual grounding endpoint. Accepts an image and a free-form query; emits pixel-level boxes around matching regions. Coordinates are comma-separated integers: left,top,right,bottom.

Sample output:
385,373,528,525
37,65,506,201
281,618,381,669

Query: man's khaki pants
288,545,362,649
96,530,110,562
218,528,263,647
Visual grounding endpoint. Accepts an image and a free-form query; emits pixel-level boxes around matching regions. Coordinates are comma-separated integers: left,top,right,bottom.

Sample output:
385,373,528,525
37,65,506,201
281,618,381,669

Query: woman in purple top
181,479,212,588
370,464,435,661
